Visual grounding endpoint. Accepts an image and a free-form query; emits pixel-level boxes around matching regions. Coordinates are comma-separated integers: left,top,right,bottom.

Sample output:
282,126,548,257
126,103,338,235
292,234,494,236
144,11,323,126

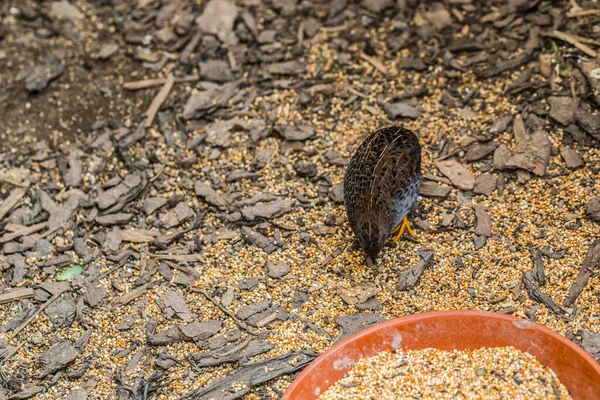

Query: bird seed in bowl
318,346,572,400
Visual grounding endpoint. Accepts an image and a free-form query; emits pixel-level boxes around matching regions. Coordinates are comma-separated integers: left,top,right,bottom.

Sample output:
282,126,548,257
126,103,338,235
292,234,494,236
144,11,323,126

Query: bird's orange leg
392,216,416,241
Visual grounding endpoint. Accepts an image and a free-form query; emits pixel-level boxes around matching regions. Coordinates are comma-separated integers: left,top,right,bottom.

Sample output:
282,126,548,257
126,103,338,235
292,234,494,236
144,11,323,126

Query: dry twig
145,74,175,128
0,342,24,362
192,287,259,336
10,290,66,338
123,74,198,91
0,288,34,305
360,52,388,76
552,30,597,58
567,9,600,18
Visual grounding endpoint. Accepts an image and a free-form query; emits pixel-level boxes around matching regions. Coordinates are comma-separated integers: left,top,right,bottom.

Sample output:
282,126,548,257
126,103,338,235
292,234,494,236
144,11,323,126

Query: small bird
343,126,422,263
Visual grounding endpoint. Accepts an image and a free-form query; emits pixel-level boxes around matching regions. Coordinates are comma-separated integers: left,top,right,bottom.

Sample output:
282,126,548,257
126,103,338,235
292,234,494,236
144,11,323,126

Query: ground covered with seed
1,0,600,399
319,346,572,400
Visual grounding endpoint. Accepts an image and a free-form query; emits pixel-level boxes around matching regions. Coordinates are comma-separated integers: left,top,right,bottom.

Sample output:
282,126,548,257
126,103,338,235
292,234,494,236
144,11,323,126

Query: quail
343,126,422,262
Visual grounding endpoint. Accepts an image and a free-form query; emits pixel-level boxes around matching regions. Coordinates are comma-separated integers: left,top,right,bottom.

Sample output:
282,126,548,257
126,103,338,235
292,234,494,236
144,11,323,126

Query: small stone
337,282,380,305
195,0,238,44
154,27,177,44
383,101,422,119
473,173,496,196
143,197,167,215
505,130,551,176
398,57,427,71
492,144,510,170
49,0,84,22
548,96,579,125
160,202,194,229
221,286,235,307
238,277,259,291
294,160,317,177
465,141,498,162
419,181,452,198
240,199,294,221
276,124,314,141
559,146,583,169
423,2,452,30
267,261,291,279
252,149,273,170
473,205,492,237
241,226,277,253
586,197,600,223
329,184,344,204
303,18,321,38
435,159,475,190
97,43,119,60
272,0,297,17
199,59,234,82
335,313,385,342
474,235,487,250
361,0,393,13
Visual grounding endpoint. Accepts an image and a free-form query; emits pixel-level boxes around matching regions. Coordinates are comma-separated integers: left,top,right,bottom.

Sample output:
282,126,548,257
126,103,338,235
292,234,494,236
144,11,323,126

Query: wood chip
397,251,434,291
184,351,316,400
473,205,492,237
337,282,380,305
522,271,567,317
0,184,29,221
564,241,600,307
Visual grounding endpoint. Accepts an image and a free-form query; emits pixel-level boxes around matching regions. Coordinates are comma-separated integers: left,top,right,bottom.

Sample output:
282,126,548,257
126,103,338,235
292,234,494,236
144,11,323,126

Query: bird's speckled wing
344,127,421,232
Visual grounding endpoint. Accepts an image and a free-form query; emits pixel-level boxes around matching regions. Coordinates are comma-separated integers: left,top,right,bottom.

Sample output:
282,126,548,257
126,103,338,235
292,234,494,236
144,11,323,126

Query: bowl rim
283,310,600,398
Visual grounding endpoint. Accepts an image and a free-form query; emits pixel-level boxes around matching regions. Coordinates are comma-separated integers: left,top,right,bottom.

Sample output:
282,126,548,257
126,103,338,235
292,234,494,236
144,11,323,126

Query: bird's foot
392,217,416,241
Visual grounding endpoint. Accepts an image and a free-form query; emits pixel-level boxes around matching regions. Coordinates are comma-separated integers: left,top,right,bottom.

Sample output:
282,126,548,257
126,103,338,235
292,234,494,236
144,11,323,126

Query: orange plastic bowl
283,310,600,400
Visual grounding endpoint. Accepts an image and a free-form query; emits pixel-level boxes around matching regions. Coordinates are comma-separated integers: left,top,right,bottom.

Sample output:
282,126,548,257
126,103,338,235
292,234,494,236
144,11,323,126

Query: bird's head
355,220,388,263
